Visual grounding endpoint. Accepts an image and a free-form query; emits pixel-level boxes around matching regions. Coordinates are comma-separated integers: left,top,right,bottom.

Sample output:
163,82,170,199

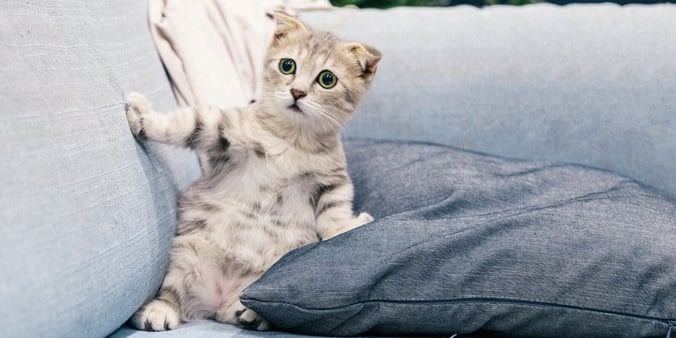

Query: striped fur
126,12,380,331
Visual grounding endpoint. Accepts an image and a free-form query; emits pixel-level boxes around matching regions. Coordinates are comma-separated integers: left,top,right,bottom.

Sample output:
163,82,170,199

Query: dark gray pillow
241,139,676,337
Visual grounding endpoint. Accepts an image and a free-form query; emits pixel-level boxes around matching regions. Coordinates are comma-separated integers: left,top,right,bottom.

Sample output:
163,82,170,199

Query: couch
1,1,675,337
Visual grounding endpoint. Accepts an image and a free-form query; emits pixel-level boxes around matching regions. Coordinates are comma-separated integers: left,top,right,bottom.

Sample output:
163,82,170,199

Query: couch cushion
301,4,676,199
241,139,676,337
0,1,199,337
110,320,296,338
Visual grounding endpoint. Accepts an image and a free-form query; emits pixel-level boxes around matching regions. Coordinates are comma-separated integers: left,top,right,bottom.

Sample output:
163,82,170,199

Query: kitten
126,12,381,331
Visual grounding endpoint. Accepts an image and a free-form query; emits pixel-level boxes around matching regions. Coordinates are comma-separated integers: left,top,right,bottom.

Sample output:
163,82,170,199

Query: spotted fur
126,12,380,331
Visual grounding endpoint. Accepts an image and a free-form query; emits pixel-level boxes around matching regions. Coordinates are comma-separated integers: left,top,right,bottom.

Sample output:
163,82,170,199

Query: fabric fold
148,0,332,108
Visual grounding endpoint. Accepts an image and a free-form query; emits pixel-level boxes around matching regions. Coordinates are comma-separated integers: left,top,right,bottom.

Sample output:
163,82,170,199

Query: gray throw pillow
241,139,676,337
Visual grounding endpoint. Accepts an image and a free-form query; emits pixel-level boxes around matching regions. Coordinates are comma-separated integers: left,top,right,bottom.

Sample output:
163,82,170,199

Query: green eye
317,70,337,89
279,58,296,75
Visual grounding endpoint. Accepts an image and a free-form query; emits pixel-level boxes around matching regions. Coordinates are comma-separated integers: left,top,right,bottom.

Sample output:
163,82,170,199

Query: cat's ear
345,42,382,78
268,11,307,46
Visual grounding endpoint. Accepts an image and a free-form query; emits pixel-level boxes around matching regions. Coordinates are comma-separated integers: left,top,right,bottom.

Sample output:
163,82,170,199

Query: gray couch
1,1,675,337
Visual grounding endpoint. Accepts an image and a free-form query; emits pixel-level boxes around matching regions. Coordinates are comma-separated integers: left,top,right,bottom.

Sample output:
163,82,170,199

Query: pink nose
290,88,306,100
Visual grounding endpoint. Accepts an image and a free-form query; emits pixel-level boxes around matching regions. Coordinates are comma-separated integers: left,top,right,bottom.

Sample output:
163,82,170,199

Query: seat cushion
241,139,676,337
110,320,306,338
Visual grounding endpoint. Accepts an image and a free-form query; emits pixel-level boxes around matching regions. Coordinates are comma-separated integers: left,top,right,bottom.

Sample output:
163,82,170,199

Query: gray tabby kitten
125,12,381,331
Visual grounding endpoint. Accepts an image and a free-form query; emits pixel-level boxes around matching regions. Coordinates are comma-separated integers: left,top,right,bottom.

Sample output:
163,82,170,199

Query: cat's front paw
356,212,374,226
321,213,374,240
131,299,180,331
126,92,151,138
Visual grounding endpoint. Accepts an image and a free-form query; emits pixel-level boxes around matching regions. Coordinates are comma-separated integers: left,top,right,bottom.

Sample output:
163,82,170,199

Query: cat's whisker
302,101,343,131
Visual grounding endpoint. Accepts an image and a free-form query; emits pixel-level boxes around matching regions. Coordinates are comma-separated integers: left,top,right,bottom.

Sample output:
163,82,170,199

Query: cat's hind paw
217,301,270,331
236,308,271,331
131,299,180,331
125,92,151,138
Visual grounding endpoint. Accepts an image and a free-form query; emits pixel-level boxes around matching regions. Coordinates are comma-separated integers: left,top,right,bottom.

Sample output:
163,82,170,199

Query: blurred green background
330,0,672,7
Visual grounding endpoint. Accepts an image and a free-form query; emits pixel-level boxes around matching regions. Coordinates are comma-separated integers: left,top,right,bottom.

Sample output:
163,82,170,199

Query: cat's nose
290,88,306,100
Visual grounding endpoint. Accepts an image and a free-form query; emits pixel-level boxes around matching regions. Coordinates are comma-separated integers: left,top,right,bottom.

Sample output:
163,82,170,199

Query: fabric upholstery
301,4,676,200
241,139,676,337
110,320,298,338
0,1,200,337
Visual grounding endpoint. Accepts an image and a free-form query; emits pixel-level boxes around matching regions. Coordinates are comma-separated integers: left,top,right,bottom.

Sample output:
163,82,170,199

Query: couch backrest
0,1,199,337
303,4,676,199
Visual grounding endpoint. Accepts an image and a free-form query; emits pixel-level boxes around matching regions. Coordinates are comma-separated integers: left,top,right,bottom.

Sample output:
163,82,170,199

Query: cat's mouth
288,103,303,114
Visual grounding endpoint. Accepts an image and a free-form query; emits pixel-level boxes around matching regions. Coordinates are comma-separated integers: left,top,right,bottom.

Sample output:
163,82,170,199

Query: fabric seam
241,296,672,323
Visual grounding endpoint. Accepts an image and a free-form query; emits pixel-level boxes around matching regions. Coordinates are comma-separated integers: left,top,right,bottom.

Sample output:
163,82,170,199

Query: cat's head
260,12,381,135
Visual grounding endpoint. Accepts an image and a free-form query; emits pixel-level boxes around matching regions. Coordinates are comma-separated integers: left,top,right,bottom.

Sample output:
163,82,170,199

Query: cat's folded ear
268,11,307,46
345,42,382,78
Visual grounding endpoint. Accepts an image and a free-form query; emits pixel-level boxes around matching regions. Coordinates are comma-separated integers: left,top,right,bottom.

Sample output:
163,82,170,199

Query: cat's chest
232,141,330,178
211,145,328,203
253,159,322,206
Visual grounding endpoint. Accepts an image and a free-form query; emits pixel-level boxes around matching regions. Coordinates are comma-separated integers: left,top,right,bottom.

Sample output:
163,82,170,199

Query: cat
125,11,381,331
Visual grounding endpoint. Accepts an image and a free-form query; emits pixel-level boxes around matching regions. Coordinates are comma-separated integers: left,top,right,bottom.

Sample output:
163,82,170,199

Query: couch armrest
0,1,199,337
301,4,676,199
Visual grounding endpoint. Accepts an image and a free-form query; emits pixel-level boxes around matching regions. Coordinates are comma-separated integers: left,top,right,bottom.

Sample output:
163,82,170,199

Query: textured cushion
301,4,676,200
110,320,302,338
0,1,200,338
241,139,676,337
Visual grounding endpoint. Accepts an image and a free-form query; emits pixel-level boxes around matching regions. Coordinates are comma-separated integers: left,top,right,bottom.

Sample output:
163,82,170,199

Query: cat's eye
317,70,337,89
279,58,296,75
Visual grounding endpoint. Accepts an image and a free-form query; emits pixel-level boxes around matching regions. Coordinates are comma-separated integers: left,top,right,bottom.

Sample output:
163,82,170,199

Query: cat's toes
322,212,373,240
125,92,150,137
127,92,151,113
357,212,374,225
236,308,270,331
131,299,180,331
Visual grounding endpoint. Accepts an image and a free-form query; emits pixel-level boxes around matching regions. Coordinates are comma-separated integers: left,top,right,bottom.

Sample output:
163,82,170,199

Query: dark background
331,0,675,7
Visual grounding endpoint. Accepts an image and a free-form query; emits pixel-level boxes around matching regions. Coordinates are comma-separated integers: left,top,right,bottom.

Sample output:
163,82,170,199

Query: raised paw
131,299,180,332
125,92,151,137
236,307,270,331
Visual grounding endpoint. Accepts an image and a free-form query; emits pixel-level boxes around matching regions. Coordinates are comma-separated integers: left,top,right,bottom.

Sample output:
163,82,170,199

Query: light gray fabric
110,320,309,338
0,1,200,337
301,4,676,199
242,139,676,337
